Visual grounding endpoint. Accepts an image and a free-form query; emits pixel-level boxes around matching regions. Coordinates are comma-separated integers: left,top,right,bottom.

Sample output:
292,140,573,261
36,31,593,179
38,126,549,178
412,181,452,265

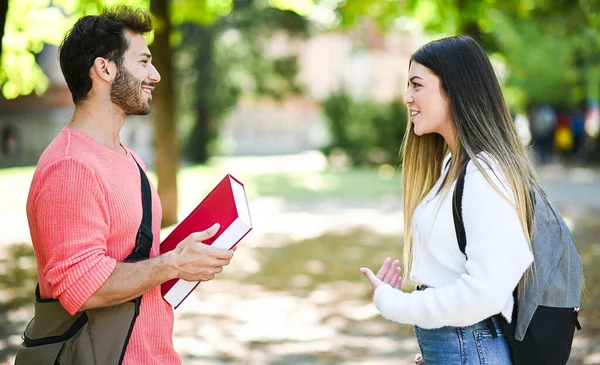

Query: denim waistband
416,284,430,291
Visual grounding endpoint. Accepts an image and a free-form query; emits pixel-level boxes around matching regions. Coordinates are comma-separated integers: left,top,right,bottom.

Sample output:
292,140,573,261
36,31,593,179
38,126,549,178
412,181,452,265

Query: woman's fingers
376,257,392,279
382,259,400,284
394,271,403,289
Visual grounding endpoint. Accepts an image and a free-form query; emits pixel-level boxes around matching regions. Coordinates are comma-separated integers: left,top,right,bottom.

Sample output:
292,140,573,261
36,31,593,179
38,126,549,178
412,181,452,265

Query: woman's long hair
400,35,546,289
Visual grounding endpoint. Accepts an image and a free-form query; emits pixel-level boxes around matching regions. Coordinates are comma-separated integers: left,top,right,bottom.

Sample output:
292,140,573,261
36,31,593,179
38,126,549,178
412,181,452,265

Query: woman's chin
413,127,425,136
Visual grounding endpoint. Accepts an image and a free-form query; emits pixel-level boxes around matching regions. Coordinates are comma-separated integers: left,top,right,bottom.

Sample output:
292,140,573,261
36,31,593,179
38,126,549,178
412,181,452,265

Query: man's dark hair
59,6,153,104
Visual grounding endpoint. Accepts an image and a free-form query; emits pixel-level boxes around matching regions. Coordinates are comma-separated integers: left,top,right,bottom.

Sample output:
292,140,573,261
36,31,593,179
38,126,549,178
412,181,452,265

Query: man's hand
168,223,234,282
360,257,403,295
79,223,234,311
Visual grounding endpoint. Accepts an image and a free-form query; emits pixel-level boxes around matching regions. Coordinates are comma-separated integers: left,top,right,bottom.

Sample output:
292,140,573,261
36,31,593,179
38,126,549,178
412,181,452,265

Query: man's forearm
79,253,177,311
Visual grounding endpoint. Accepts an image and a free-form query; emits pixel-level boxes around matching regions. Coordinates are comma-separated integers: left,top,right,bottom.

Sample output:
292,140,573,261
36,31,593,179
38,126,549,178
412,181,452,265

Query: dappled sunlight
1,155,600,364
168,227,420,363
207,150,328,175
0,243,37,363
242,202,403,243
242,228,403,292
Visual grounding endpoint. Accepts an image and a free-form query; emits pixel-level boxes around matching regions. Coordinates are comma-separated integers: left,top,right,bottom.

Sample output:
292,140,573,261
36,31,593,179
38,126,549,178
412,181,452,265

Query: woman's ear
91,57,117,83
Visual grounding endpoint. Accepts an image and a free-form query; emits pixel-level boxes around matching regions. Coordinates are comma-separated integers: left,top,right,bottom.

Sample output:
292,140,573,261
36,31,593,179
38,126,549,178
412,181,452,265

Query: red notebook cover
160,174,252,308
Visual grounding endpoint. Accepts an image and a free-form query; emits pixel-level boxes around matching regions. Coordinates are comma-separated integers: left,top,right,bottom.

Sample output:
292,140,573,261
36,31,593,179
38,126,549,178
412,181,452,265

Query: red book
160,174,252,308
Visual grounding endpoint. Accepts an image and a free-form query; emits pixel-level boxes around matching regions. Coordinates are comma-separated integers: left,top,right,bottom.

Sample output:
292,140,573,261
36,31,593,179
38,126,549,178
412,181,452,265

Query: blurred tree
0,1,69,98
176,0,308,163
0,0,310,225
0,0,7,62
331,0,600,110
150,0,179,226
332,0,506,49
321,89,407,166
0,0,150,99
493,15,578,108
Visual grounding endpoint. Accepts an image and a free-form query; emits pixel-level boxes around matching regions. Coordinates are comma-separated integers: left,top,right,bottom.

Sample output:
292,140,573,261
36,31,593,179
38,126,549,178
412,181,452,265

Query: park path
1,158,599,364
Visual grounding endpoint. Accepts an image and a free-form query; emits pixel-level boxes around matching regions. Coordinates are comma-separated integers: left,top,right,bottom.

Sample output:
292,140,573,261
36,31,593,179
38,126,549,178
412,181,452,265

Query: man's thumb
197,223,221,240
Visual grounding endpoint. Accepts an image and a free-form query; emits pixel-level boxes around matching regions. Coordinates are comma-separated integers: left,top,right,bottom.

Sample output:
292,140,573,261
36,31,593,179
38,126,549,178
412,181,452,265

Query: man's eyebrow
139,52,152,59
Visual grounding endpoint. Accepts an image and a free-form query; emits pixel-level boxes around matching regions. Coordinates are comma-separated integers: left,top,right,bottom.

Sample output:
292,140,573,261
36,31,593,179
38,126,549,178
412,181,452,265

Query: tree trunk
0,0,9,62
150,0,179,227
189,25,216,163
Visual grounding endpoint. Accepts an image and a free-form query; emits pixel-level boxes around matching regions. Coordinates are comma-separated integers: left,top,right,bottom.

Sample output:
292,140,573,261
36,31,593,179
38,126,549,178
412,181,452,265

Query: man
22,6,233,364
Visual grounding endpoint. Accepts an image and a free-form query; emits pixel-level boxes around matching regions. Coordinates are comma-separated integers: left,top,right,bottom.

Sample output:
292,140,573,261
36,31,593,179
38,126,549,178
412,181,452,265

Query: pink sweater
26,128,180,365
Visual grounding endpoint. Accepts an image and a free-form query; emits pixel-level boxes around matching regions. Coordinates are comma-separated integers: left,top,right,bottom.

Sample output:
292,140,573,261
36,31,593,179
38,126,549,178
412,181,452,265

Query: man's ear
91,57,117,83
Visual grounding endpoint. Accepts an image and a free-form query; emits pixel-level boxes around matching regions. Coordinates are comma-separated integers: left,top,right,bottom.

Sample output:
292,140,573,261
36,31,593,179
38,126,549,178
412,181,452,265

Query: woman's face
403,62,454,139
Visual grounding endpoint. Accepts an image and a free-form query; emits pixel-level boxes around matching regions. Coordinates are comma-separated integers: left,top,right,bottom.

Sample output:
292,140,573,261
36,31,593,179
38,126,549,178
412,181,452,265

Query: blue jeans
414,317,512,365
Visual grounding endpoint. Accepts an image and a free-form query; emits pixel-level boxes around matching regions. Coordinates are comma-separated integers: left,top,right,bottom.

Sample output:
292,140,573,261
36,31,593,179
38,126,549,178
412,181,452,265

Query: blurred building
214,26,416,156
0,28,416,167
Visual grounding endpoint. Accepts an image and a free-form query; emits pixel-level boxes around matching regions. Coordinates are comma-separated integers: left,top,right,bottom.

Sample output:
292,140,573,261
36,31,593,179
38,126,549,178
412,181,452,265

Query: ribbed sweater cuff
59,256,117,315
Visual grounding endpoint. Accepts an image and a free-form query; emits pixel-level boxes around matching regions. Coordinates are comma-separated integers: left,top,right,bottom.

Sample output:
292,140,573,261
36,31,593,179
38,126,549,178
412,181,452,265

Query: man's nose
148,64,161,83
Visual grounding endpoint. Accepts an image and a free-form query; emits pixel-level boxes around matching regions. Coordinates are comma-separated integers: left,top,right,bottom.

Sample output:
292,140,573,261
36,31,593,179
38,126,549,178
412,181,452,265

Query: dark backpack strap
452,160,468,258
451,158,499,338
125,156,153,263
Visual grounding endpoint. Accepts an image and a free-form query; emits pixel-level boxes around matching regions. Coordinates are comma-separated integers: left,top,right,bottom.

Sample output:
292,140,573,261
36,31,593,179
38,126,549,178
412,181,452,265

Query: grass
1,155,600,363
243,228,402,294
0,154,402,213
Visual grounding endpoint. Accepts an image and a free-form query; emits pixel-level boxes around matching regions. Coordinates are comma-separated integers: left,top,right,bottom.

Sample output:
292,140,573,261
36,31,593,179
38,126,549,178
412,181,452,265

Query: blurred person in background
360,35,547,364
554,105,574,159
16,6,233,365
529,103,557,164
569,104,587,162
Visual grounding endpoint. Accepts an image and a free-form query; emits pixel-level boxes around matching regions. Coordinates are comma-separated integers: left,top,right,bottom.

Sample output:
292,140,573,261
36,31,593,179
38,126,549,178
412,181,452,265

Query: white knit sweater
373,154,533,328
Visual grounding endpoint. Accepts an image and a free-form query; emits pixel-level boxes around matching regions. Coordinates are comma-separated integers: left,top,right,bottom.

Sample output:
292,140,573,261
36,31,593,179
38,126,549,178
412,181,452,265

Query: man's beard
110,65,151,115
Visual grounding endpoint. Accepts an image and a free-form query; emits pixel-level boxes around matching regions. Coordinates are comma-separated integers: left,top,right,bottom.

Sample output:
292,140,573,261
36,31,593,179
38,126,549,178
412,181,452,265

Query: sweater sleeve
32,158,117,315
373,160,533,328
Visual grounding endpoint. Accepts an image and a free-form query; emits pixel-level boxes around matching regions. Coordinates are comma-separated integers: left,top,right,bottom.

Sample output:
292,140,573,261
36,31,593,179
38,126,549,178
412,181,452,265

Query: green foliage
320,90,407,166
268,0,314,16
0,0,149,99
1,1,65,98
493,15,579,108
171,0,233,26
335,0,402,30
490,3,600,110
177,1,308,162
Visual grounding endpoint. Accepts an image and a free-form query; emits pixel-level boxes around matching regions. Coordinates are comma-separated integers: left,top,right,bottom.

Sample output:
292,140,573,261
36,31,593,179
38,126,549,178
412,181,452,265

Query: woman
360,35,544,364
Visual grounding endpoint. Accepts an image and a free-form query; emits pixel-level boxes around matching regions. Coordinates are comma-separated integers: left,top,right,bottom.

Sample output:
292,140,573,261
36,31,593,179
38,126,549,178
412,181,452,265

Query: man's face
110,31,160,115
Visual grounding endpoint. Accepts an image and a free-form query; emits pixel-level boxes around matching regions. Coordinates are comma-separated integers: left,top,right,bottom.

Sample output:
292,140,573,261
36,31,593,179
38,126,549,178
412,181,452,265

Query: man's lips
142,85,154,95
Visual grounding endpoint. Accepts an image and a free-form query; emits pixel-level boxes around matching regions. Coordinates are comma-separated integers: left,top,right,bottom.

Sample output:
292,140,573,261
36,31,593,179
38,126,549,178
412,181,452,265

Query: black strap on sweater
451,158,499,338
125,156,153,263
452,160,468,259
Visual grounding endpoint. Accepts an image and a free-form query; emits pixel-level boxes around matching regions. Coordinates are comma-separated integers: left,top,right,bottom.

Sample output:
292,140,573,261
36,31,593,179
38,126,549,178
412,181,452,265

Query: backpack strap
125,156,153,263
452,160,468,258
451,158,499,338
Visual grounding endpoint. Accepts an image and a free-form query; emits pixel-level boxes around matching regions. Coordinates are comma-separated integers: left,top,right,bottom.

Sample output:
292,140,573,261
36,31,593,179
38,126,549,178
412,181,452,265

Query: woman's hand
360,257,403,295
